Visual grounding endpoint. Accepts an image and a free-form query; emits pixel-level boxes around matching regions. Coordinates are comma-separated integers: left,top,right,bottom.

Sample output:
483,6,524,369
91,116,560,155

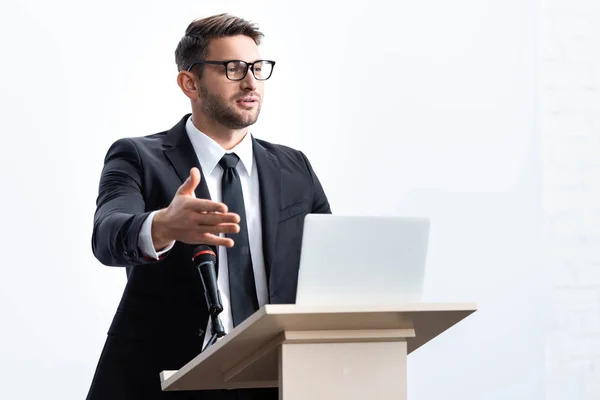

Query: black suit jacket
86,114,331,400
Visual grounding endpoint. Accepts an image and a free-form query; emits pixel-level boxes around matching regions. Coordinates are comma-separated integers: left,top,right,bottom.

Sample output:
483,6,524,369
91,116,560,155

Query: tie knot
219,153,240,170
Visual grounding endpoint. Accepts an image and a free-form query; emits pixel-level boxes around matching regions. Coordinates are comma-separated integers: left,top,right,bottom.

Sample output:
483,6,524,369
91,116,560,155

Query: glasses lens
253,61,273,80
226,61,247,80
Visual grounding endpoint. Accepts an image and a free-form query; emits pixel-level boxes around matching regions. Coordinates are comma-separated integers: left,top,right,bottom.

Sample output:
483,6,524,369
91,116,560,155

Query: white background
0,0,597,398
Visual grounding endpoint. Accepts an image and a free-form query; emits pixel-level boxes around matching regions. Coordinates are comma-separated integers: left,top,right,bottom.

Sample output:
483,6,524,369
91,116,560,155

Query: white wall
0,0,594,398
539,0,600,397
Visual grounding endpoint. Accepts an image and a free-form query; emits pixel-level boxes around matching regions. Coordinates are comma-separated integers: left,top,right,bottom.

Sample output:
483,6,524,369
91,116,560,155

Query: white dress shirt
137,115,268,348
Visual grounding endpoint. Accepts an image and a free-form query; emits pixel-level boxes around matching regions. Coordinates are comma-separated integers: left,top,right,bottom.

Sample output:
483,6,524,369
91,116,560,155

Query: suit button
196,328,205,337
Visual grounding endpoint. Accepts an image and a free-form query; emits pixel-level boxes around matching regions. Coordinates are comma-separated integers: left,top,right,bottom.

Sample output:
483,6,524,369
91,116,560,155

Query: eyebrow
212,58,262,62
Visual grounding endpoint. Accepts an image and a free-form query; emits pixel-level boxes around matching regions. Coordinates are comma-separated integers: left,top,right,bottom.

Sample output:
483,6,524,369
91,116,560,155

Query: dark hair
175,13,264,74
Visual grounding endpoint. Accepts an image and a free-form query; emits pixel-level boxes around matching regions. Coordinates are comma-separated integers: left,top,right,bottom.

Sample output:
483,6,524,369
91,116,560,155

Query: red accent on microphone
193,249,216,259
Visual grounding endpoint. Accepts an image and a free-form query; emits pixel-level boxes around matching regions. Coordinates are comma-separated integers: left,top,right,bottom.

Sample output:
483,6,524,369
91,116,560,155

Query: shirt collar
185,115,254,176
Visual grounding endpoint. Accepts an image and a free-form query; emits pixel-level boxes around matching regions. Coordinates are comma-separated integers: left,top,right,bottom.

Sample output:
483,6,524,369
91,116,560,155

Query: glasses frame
186,59,276,81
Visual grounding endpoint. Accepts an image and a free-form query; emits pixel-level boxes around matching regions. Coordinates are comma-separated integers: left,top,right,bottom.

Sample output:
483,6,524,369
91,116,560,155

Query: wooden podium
160,303,476,399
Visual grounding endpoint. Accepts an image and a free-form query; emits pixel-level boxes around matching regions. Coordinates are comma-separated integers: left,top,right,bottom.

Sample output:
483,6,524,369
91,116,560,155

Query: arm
91,138,172,267
299,151,332,214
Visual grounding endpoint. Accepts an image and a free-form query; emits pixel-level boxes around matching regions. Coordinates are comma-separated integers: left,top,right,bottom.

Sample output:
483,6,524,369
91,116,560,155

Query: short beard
199,83,260,129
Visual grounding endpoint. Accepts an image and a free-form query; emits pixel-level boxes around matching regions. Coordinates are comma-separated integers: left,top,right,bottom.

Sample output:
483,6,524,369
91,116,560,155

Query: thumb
177,167,201,196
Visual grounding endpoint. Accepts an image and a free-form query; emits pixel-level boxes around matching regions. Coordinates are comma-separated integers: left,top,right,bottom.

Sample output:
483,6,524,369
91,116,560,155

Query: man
86,13,331,400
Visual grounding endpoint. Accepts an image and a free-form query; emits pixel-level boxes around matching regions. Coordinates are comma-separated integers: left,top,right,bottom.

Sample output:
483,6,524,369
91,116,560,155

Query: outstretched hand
152,167,240,249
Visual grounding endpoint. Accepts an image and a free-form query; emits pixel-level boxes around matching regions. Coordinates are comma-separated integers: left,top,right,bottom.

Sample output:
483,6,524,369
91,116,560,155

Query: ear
177,71,200,100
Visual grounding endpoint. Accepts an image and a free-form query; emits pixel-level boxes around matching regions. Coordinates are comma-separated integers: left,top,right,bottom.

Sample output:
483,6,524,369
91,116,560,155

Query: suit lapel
253,138,281,281
163,114,211,200
161,116,281,284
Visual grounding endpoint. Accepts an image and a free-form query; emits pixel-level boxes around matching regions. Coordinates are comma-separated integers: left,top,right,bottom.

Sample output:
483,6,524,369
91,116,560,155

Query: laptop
295,214,430,307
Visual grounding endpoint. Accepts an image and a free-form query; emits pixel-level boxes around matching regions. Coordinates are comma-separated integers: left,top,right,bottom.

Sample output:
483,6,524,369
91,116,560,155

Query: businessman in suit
86,13,331,400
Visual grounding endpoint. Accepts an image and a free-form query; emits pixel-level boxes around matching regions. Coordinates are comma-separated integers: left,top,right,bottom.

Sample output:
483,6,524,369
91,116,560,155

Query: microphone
192,245,226,351
192,245,223,315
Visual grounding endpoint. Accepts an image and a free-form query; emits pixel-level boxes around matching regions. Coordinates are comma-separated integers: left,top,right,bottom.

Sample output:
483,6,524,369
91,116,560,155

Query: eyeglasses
186,60,276,81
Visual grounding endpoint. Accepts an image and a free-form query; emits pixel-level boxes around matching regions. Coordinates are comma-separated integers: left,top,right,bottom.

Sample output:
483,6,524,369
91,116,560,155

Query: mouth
236,96,259,107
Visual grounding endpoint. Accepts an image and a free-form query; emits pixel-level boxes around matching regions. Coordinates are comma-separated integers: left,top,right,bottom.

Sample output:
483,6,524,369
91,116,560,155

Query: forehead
206,35,261,61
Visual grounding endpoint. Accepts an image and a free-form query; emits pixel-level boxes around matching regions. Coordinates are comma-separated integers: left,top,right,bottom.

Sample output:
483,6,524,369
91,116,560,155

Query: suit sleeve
91,138,170,267
299,151,332,214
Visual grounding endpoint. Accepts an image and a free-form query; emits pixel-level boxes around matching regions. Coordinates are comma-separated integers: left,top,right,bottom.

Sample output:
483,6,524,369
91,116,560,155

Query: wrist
152,209,173,250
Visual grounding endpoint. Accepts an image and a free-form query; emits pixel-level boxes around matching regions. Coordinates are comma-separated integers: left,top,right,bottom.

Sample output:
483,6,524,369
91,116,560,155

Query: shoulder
254,137,311,169
104,131,168,162
254,137,330,213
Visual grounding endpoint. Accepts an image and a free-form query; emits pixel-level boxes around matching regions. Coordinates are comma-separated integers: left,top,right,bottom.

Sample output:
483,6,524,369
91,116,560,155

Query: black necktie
219,153,259,327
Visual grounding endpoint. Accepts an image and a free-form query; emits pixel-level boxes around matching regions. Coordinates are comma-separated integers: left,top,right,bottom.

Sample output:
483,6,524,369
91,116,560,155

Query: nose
240,67,257,90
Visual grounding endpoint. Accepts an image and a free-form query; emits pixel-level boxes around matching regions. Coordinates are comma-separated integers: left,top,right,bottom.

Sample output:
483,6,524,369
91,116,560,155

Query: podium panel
160,302,476,399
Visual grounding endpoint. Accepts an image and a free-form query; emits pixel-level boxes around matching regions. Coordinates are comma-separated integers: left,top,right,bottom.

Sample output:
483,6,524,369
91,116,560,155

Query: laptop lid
295,214,430,307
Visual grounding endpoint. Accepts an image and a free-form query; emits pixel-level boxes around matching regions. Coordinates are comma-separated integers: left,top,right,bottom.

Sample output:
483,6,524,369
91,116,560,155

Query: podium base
278,329,411,400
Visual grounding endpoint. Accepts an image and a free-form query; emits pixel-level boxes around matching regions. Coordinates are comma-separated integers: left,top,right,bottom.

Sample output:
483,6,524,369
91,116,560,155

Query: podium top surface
161,302,476,391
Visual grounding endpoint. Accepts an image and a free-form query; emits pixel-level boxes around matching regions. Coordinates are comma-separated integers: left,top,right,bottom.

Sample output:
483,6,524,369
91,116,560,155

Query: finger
196,223,240,235
195,212,241,225
186,198,230,214
197,233,235,248
176,167,201,196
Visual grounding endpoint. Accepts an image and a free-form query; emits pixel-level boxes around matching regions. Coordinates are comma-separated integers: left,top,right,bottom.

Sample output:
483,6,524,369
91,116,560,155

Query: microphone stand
202,300,226,352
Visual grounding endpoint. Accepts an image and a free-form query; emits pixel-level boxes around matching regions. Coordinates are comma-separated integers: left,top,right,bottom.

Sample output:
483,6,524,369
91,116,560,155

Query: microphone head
192,245,217,265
